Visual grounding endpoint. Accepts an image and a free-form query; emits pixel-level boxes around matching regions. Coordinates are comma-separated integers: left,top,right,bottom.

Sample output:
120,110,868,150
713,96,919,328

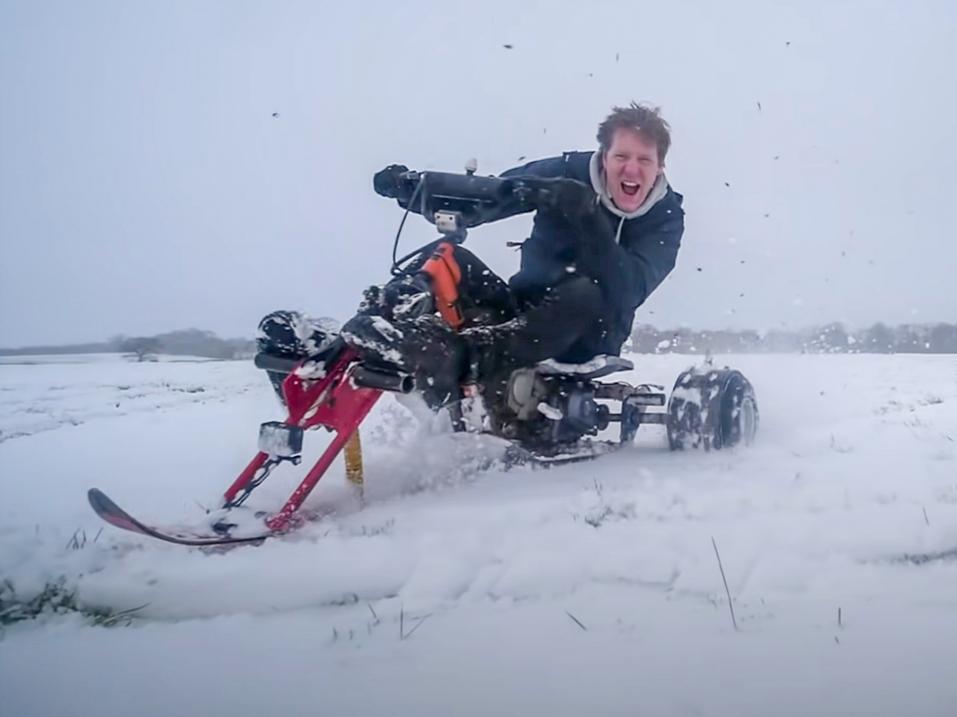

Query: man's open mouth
621,181,640,197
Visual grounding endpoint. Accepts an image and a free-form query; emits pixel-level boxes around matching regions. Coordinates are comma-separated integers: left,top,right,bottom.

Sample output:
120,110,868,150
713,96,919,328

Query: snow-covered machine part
490,356,671,451
667,365,759,450
85,167,759,547
257,421,303,458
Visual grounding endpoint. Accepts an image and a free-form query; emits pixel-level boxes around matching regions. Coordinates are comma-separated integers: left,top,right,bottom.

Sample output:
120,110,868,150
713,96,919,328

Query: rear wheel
667,367,758,450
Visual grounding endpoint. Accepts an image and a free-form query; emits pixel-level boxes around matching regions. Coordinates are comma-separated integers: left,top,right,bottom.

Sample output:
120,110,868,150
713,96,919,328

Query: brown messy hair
597,102,671,163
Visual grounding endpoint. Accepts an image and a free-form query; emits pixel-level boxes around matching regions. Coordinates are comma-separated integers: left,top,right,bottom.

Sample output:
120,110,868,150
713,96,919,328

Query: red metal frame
223,347,382,533
225,240,462,534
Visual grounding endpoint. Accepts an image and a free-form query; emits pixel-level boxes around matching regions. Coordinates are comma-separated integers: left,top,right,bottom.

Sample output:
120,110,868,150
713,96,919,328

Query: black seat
536,355,634,380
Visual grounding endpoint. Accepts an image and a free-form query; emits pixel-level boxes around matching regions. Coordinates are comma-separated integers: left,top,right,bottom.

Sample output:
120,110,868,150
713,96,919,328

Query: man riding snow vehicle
259,103,691,453
85,104,757,547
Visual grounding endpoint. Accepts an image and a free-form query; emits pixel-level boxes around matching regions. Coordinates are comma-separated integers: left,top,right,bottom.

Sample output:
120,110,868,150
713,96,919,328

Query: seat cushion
536,355,634,380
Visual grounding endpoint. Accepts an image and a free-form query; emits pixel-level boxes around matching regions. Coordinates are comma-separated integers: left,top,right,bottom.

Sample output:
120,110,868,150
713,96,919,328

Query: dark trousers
447,246,614,368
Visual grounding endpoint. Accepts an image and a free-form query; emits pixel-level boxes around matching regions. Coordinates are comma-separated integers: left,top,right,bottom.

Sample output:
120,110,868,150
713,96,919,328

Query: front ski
87,488,274,547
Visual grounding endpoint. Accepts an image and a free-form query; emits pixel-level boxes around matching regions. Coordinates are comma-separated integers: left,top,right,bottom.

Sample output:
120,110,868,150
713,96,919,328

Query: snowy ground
2,352,957,716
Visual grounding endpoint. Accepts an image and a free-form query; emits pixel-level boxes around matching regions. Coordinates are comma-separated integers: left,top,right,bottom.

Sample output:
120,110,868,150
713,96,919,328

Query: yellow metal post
343,429,364,494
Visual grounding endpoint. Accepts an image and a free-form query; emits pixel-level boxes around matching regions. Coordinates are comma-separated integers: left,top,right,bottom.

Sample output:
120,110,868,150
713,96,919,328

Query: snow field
2,353,957,716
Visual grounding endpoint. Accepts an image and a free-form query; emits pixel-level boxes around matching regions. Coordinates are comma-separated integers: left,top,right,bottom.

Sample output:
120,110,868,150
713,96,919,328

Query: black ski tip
87,487,274,547
88,487,118,516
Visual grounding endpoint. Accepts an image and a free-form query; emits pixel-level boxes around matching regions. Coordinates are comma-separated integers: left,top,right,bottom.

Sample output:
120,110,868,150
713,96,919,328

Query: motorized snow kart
88,165,758,546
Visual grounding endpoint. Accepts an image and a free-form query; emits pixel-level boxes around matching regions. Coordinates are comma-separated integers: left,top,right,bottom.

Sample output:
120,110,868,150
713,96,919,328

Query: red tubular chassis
87,346,389,545
228,347,383,533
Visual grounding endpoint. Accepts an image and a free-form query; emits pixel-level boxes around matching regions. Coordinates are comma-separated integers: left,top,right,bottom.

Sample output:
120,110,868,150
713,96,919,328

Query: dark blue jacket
500,151,684,351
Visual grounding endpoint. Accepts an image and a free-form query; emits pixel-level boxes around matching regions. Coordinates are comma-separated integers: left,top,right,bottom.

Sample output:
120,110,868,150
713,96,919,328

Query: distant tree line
629,322,957,354
4,322,956,358
119,329,257,360
0,328,257,360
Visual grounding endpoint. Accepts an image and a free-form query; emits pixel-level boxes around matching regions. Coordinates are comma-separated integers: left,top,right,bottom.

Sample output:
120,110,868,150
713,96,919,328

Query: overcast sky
1,0,954,347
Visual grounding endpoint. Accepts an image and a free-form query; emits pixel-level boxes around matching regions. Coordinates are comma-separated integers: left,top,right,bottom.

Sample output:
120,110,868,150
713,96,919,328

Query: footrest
258,421,303,457
254,352,300,375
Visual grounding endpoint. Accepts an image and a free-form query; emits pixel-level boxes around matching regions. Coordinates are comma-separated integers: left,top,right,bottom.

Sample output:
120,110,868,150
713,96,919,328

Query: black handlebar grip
373,164,410,198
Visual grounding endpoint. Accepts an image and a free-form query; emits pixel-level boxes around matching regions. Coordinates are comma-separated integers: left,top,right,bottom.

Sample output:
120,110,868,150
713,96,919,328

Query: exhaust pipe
352,365,414,393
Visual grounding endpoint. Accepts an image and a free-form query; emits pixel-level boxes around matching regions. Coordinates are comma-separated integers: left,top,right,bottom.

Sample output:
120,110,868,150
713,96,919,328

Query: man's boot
257,310,343,403
257,310,340,359
341,313,467,407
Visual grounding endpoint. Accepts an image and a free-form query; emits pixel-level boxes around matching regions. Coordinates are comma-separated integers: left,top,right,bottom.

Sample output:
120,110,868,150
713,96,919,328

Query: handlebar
376,165,596,275
386,169,590,229
398,170,525,228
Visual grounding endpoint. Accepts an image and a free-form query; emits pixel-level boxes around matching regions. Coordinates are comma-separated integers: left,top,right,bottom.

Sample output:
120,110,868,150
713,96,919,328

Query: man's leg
342,244,516,396
450,246,517,327
462,275,607,380
351,243,514,326
342,252,609,405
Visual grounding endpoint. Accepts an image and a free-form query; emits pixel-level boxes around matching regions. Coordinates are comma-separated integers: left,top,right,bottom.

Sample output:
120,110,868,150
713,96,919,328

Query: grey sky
1,0,954,347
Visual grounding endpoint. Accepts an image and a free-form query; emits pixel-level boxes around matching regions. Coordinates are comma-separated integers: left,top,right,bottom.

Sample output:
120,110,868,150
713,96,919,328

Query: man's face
602,127,662,213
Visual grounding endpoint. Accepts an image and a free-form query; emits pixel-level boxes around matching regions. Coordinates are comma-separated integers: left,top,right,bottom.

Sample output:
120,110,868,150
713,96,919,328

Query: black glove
373,164,410,199
510,176,595,220
540,178,595,220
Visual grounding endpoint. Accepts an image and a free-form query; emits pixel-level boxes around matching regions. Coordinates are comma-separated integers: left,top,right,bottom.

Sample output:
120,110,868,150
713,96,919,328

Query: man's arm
373,157,589,226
